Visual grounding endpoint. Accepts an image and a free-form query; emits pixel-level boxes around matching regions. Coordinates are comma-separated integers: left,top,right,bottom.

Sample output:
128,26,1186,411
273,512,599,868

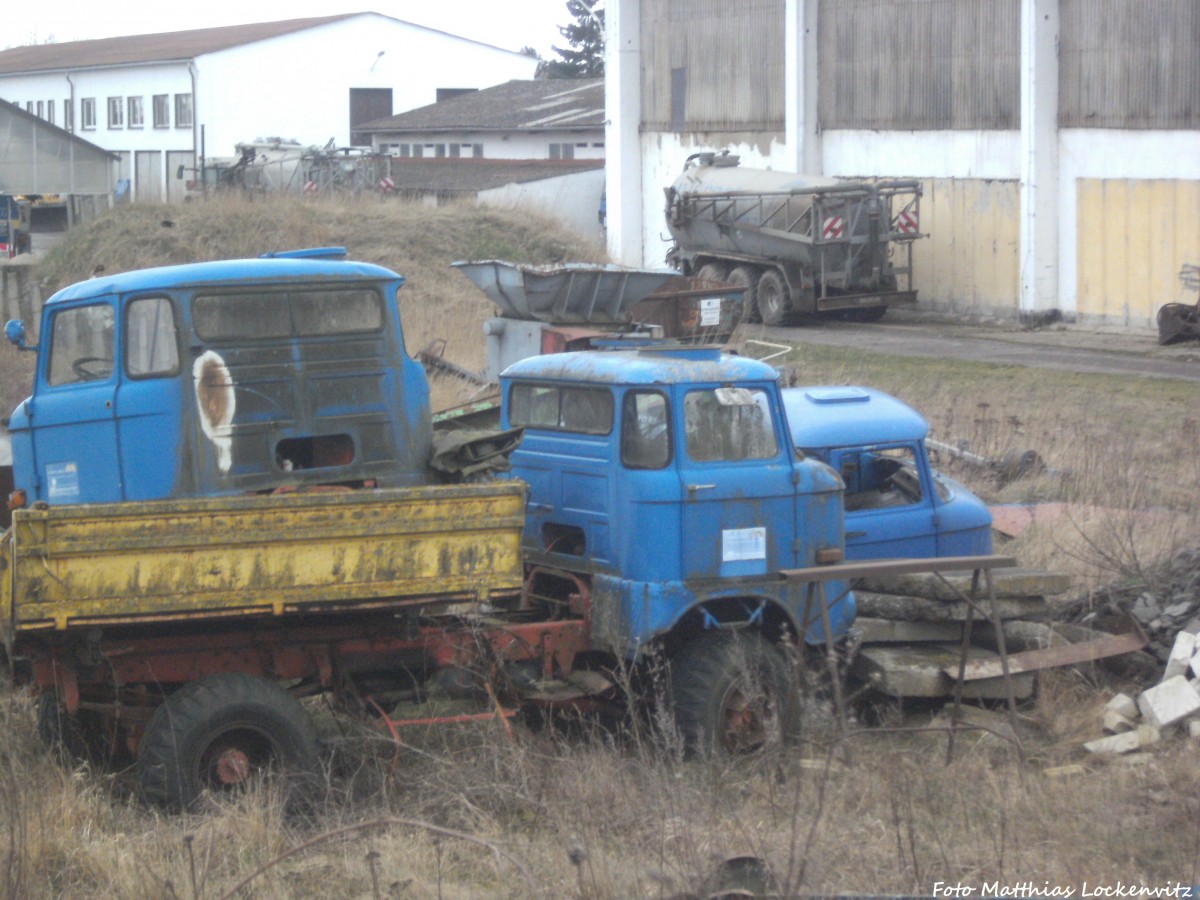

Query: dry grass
4,199,1200,896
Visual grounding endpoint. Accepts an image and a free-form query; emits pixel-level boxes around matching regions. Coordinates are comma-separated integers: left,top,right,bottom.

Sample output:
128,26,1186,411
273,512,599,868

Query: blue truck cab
500,343,854,661
782,386,993,560
5,250,432,505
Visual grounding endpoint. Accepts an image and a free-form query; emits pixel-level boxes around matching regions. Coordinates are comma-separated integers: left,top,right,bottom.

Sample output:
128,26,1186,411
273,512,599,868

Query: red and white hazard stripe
822,216,845,240
894,210,919,234
378,177,395,193
303,181,318,194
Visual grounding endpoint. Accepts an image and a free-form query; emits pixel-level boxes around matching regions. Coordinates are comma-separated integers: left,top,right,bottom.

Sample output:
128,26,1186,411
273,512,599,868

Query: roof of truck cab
501,346,780,386
782,386,928,449
43,256,403,306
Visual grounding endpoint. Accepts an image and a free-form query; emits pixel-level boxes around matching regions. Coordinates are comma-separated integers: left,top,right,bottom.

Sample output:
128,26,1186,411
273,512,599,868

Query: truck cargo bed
2,482,525,640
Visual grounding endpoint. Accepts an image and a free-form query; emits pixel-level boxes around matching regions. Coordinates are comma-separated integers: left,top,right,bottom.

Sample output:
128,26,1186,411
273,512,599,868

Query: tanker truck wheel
726,267,761,323
695,262,729,283
754,270,789,326
137,673,320,809
669,631,790,757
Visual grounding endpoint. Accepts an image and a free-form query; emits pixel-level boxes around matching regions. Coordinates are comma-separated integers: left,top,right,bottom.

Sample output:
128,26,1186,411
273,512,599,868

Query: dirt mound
1,196,607,414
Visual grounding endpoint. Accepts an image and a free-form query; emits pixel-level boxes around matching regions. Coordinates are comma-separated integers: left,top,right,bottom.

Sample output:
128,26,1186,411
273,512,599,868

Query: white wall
200,15,537,154
479,168,607,244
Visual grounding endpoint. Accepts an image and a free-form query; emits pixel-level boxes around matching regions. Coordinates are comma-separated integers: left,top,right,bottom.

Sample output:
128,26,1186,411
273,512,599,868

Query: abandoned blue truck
782,386,993,561
3,251,854,805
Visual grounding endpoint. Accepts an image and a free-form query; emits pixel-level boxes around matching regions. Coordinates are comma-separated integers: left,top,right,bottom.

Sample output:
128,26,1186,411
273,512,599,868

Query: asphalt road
747,310,1200,384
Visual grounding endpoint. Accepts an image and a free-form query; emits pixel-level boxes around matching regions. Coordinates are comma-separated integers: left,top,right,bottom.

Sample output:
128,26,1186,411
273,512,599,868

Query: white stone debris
1084,725,1161,755
1137,675,1200,730
1162,631,1198,681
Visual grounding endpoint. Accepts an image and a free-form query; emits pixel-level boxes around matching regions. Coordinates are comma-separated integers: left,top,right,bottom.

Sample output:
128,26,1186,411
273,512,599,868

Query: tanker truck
664,152,923,325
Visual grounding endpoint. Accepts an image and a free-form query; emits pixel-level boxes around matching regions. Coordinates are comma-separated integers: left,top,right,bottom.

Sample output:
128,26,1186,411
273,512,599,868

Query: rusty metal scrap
944,620,1148,681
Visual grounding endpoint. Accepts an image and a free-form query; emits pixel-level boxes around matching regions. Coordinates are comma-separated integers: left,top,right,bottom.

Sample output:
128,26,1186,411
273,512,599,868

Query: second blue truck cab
782,386,993,560
500,344,855,665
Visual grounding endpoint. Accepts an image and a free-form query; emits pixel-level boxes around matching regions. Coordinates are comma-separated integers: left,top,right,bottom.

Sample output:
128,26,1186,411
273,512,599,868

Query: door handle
687,483,716,493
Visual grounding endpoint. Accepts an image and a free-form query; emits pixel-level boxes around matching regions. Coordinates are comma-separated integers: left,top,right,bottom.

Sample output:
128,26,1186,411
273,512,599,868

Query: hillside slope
2,196,607,414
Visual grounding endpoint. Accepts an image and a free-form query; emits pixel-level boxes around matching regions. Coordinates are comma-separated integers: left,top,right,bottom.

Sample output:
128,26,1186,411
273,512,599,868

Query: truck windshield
684,388,778,462
47,303,115,385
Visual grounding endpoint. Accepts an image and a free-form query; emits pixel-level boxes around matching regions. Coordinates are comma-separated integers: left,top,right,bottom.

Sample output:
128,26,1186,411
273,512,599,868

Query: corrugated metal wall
818,0,1019,130
1076,179,1200,323
1060,0,1200,129
641,0,784,132
911,179,1020,313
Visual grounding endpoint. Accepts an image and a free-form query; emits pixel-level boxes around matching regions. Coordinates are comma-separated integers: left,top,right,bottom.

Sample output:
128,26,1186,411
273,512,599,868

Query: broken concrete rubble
1136,675,1200,729
855,567,1070,602
1083,725,1161,755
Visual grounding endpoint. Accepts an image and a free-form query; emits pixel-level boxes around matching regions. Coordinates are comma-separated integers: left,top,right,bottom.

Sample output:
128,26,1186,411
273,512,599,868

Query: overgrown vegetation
2,199,1199,896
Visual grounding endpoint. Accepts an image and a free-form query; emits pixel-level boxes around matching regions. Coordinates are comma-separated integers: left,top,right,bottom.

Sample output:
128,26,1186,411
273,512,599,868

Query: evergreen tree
545,0,604,79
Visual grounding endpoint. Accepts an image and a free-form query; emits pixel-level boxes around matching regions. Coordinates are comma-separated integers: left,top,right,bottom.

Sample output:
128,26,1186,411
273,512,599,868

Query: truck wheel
670,631,790,757
137,674,320,809
754,270,789,326
696,262,729,283
726,267,761,323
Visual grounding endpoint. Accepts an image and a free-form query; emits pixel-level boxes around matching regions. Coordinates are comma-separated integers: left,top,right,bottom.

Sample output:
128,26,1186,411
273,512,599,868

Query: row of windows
382,141,606,160
507,383,779,468
16,94,192,131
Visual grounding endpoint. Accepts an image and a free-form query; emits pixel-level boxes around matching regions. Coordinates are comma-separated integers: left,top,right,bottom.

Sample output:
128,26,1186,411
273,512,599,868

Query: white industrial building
360,79,605,161
605,0,1200,330
0,13,537,202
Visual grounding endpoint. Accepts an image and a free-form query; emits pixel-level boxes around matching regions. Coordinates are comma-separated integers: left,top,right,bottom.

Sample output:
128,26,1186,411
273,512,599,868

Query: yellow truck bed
1,482,525,644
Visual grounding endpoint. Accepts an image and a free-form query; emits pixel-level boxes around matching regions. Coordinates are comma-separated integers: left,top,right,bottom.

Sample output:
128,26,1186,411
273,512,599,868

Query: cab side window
684,387,778,462
844,446,924,511
47,303,115,385
621,391,670,469
126,297,179,377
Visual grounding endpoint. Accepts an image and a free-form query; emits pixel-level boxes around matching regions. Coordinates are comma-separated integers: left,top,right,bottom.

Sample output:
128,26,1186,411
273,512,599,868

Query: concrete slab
855,567,1071,601
1084,725,1161,755
1104,692,1139,720
1137,675,1200,729
1163,632,1198,681
855,617,967,643
1103,710,1138,733
852,644,1036,700
855,590,1051,623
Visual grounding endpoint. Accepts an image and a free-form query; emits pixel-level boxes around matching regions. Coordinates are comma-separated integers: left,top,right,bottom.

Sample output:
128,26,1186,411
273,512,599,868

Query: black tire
754,270,790,326
669,631,790,757
137,673,320,809
726,266,761,323
695,262,730,283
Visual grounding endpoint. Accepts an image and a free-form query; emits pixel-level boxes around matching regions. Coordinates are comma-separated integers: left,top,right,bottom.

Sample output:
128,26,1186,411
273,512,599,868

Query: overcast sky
5,1,576,60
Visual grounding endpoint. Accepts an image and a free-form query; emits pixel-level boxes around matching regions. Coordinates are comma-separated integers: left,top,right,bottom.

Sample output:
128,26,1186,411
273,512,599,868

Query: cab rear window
193,288,383,340
509,383,613,435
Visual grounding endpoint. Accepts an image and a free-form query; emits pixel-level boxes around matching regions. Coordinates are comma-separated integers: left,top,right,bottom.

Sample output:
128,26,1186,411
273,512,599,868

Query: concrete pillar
1019,0,1060,322
784,0,822,174
605,0,645,266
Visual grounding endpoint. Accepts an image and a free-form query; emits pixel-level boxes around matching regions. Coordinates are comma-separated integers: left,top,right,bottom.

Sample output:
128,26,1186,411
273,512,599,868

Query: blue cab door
833,442,937,559
676,385,797,579
29,299,122,503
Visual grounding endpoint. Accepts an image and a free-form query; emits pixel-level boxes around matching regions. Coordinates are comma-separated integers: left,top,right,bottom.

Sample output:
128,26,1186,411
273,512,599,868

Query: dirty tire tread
754,270,789,326
726,266,761,324
137,673,319,810
670,631,789,758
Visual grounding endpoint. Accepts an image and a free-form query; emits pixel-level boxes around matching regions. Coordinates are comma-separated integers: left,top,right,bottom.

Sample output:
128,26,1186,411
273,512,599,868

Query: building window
36,100,44,119
107,96,124,129
412,145,423,158
81,98,96,130
25,102,33,113
174,93,193,128
63,99,74,131
549,143,574,160
396,143,410,157
473,144,483,158
449,144,460,158
127,96,144,128
46,101,54,125
152,94,169,128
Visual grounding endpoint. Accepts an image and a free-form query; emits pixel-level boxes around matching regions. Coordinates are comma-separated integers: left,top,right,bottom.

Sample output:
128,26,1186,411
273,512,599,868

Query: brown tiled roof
385,158,603,194
361,79,604,134
0,15,362,73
